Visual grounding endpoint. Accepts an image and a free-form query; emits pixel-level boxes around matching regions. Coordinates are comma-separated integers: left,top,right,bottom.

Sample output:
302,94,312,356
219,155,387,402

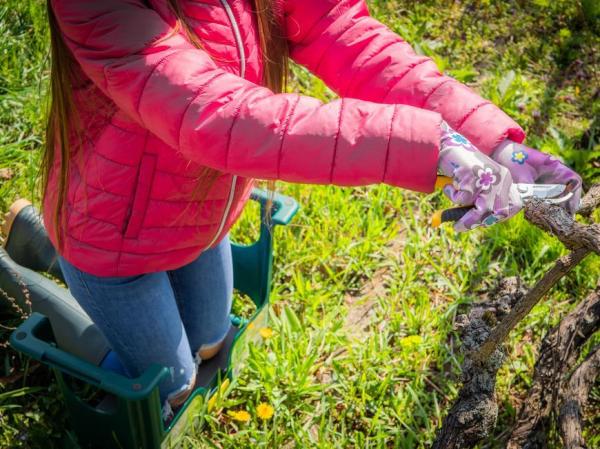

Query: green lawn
0,1,599,448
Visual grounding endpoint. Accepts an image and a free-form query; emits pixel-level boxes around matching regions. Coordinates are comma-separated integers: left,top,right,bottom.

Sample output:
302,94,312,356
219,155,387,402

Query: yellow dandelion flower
256,403,274,420
400,335,422,348
259,327,273,339
227,409,251,422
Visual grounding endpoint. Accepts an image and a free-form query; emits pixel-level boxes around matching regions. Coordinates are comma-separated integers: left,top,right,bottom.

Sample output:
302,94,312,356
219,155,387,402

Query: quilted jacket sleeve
284,0,526,155
50,0,442,193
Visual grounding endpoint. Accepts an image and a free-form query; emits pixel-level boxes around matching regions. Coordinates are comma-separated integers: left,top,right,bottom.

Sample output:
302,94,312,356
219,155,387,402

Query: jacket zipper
204,0,246,249
219,0,246,79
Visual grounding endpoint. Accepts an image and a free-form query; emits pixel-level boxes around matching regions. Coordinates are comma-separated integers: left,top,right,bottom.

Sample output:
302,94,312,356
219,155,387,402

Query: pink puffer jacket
46,0,525,276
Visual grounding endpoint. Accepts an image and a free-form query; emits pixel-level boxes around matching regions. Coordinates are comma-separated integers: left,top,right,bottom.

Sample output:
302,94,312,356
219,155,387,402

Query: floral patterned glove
491,140,583,215
438,122,523,232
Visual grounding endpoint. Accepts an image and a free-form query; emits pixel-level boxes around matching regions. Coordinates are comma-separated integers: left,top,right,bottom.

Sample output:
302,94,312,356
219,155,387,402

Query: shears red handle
431,176,468,227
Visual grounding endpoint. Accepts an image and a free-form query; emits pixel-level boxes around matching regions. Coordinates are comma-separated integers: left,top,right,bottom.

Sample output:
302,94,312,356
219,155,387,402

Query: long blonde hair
41,0,288,252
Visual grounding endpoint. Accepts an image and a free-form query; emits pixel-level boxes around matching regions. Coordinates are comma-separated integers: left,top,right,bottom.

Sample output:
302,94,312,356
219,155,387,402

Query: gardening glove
491,140,583,215
438,121,523,232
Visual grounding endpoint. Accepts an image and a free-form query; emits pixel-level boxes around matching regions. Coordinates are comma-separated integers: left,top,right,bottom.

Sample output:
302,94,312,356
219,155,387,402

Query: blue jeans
57,235,233,412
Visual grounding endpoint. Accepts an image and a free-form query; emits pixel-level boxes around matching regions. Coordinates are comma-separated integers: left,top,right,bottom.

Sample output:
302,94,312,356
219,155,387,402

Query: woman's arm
50,0,443,193
284,0,526,155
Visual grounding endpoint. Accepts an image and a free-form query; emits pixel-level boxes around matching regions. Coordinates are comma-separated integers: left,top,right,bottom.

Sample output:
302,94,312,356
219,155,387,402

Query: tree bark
577,183,600,218
507,287,600,449
432,278,526,449
558,346,600,449
523,198,600,254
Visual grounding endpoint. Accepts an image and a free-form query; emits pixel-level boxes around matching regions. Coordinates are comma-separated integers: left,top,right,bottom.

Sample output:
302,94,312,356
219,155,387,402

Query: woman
41,0,581,420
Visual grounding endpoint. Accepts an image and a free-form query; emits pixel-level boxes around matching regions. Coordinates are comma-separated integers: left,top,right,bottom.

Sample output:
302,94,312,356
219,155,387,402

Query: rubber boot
0,247,110,365
2,199,64,283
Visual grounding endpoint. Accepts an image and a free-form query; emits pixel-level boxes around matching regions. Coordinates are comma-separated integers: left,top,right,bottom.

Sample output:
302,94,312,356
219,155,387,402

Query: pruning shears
431,175,577,228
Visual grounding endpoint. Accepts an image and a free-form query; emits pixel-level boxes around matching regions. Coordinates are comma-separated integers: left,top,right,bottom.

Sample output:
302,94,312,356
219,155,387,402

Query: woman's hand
438,122,523,232
491,140,583,215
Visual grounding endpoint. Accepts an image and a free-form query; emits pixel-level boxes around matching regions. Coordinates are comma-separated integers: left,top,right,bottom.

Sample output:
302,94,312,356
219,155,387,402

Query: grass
0,1,599,448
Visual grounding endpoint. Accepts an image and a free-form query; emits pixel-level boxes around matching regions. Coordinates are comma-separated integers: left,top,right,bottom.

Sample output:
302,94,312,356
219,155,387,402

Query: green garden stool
9,188,298,449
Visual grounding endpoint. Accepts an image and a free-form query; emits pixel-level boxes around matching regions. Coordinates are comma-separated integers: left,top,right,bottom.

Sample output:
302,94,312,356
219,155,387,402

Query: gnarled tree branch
433,184,600,449
507,286,600,448
471,188,600,365
523,198,600,254
472,248,590,365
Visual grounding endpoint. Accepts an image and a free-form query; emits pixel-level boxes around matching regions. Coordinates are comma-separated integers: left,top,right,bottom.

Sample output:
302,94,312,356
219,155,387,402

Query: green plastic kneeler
10,188,298,449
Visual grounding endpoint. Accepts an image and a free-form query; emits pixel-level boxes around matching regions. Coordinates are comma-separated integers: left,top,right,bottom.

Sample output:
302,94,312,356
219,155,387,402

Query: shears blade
431,176,578,228
515,183,572,204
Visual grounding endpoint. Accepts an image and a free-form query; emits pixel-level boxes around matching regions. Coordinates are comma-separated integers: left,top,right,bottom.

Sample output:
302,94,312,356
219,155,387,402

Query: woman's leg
167,235,234,362
56,255,197,413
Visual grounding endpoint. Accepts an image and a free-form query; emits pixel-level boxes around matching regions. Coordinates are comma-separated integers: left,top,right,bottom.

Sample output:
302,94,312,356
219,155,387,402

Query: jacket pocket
123,153,157,239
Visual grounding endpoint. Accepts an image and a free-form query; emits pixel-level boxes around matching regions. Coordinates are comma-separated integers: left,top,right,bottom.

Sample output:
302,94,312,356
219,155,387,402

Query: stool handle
250,188,299,226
